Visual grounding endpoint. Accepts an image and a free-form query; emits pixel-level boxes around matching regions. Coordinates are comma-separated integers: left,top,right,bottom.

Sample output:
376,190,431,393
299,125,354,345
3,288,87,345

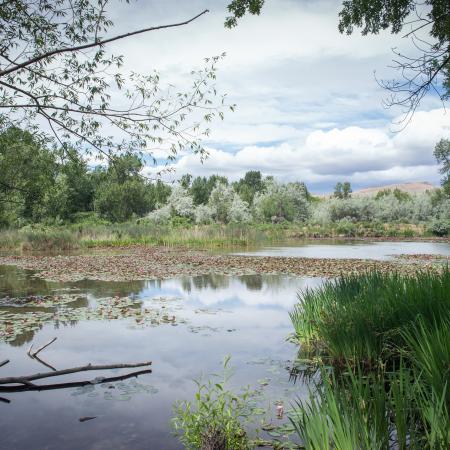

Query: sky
106,0,449,193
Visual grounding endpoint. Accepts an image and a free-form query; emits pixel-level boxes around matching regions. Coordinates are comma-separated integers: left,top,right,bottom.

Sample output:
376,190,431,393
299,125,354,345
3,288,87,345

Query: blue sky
107,0,449,193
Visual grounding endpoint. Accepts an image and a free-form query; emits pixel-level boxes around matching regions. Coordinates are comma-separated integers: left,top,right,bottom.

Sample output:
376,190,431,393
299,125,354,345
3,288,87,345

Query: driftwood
0,368,152,392
0,361,152,387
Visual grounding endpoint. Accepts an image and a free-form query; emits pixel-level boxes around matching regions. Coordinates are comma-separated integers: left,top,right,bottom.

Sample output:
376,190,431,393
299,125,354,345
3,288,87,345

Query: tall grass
290,270,450,366
289,270,450,449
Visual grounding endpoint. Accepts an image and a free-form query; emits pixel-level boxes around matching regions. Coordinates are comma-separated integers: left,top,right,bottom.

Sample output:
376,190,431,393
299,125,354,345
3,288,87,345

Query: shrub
172,357,250,450
429,219,450,236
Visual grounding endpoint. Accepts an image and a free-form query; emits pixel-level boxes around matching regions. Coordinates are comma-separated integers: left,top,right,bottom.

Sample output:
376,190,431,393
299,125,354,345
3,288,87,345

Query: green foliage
434,138,450,195
94,179,153,222
290,270,450,365
190,175,228,206
172,357,250,450
1,2,231,162
233,171,264,205
333,181,352,199
429,219,450,236
253,180,310,223
0,127,56,225
290,272,450,450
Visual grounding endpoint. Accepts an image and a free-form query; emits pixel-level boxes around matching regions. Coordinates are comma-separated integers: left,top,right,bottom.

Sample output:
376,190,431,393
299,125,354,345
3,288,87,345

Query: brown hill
352,182,437,197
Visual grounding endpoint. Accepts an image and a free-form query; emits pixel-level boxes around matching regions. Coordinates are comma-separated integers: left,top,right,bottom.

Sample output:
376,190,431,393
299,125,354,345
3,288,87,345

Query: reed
290,270,450,366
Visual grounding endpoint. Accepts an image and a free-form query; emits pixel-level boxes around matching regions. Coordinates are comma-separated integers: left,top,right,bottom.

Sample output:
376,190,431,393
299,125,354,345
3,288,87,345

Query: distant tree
253,180,310,222
225,0,449,120
179,174,193,190
93,153,153,221
0,127,56,225
94,180,152,222
190,175,228,205
1,2,231,165
334,181,352,199
150,180,172,207
208,183,235,223
234,170,264,204
333,182,343,199
434,138,450,195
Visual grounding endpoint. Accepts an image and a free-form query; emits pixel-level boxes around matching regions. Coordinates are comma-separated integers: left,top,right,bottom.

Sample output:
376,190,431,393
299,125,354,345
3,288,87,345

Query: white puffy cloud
146,108,449,192
98,1,448,190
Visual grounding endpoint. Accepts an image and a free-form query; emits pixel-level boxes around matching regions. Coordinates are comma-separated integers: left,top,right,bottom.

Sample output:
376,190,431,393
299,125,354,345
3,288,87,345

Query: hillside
352,182,437,197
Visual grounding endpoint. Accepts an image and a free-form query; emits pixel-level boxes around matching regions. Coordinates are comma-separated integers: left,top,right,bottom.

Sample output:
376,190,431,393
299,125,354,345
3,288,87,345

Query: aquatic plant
172,357,251,450
290,270,450,366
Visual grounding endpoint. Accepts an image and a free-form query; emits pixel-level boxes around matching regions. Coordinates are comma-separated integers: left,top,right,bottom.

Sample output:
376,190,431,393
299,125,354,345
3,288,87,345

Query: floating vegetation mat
0,245,438,283
0,293,85,308
0,295,187,343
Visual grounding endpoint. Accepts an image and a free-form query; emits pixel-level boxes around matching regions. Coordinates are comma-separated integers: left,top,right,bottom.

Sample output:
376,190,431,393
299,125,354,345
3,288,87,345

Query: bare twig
31,337,57,358
33,355,57,372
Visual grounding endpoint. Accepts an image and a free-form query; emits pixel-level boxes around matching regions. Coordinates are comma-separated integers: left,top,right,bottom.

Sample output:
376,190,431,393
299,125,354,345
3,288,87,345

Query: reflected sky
232,241,450,260
0,265,323,450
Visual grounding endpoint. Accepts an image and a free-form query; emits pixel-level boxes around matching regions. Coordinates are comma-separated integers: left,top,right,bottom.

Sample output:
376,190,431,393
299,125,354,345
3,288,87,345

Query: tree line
1,128,449,230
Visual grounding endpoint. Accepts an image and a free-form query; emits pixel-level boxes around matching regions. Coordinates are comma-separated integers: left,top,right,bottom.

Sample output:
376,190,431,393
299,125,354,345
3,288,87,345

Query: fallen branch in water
0,359,9,368
0,368,152,392
33,354,57,372
0,361,152,387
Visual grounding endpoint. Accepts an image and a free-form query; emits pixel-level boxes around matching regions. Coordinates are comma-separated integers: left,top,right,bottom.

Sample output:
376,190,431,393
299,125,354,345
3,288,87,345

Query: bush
172,357,250,450
429,219,450,236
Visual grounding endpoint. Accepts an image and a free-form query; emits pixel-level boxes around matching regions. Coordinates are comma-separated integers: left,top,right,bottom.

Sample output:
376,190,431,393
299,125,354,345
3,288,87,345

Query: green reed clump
289,270,450,449
290,270,450,366
291,318,450,449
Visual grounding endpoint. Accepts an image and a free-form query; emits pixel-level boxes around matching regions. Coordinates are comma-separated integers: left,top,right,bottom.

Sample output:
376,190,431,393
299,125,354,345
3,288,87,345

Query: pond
0,265,324,450
231,240,450,260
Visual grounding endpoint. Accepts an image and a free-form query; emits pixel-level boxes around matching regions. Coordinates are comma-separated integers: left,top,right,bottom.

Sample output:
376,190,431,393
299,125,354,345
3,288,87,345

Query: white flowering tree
208,182,235,223
228,194,252,223
168,186,195,218
253,180,310,222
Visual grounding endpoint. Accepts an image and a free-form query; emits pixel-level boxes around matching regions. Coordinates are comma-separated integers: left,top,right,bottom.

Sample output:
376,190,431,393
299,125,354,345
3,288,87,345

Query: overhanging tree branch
0,9,209,78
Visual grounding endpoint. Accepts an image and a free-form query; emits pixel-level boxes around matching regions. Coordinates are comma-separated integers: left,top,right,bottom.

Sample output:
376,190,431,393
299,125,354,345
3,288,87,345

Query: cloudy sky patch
109,0,448,193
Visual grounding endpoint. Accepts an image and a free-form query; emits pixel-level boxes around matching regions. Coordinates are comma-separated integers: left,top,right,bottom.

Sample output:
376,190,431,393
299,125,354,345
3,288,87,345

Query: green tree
434,138,450,195
93,153,153,221
334,181,352,199
190,175,228,205
0,2,231,164
0,127,56,226
234,170,264,205
94,180,152,222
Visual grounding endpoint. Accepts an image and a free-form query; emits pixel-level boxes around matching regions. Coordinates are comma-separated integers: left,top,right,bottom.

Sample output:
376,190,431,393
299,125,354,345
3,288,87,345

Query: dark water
0,265,324,450
232,240,450,260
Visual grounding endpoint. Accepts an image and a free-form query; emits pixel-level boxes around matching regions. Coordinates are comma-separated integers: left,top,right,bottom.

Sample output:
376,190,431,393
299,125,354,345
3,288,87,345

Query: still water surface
0,265,323,450
232,240,450,259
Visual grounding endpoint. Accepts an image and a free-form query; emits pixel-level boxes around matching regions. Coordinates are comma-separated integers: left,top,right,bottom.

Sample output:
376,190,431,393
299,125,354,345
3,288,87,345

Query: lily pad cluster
0,244,437,284
0,295,187,343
